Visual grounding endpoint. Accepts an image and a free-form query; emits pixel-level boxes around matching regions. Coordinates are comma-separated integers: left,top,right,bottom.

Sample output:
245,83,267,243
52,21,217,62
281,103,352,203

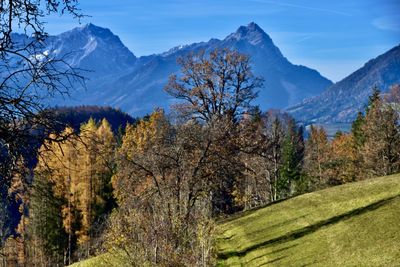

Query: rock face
287,45,400,123
22,22,333,116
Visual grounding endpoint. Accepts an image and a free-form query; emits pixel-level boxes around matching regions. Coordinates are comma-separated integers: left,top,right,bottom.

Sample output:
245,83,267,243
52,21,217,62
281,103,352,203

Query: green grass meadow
216,174,400,266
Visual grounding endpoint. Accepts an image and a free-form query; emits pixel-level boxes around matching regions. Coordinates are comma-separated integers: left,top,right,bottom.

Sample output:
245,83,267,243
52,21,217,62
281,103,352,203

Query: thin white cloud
251,0,352,16
294,35,313,44
372,15,400,32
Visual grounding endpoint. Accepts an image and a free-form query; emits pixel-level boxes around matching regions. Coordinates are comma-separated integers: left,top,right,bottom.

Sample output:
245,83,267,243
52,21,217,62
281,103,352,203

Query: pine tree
269,117,284,202
366,86,381,113
278,119,304,198
29,172,68,265
351,112,365,148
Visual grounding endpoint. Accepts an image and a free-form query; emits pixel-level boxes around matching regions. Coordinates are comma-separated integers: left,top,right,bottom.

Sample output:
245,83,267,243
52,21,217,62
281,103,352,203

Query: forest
1,1,400,266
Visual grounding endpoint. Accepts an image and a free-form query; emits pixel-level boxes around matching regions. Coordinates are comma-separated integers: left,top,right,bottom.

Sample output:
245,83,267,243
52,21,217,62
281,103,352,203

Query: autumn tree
329,133,358,184
238,111,296,206
165,48,263,213
165,48,262,123
385,84,400,113
30,128,77,265
361,95,400,177
322,87,400,185
303,125,331,189
75,118,117,257
237,113,272,209
0,160,30,266
29,118,116,265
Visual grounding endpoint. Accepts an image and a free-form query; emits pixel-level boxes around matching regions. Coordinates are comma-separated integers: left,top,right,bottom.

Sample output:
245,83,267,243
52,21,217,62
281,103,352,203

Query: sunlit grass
216,174,400,266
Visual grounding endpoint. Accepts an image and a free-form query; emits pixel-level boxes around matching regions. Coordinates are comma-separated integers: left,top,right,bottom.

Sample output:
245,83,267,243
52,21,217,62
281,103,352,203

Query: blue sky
45,0,400,82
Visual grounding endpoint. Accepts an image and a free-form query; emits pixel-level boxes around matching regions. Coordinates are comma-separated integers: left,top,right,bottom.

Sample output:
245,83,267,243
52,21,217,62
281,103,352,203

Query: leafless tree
0,0,85,184
165,48,262,123
0,0,84,248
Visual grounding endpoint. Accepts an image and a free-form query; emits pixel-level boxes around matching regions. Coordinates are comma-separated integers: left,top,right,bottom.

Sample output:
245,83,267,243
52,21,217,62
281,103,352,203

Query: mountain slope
107,22,332,115
46,23,137,74
38,22,332,116
287,45,400,123
216,174,400,266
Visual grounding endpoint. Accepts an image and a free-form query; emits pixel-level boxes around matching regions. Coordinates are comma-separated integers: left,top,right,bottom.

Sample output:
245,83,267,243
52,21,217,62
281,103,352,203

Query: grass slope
216,174,400,266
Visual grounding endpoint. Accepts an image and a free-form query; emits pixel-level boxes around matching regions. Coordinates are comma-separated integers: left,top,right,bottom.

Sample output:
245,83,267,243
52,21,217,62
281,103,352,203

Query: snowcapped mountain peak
44,23,136,73
161,44,190,57
226,22,271,46
64,23,117,43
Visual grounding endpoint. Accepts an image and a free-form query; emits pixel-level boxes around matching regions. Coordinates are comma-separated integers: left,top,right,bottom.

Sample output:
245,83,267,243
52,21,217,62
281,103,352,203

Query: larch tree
29,118,116,265
33,127,79,266
304,125,331,189
76,118,98,255
330,133,359,184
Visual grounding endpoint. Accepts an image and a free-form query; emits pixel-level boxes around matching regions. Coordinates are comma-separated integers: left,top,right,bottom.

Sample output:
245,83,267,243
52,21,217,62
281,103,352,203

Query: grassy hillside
216,174,400,266
70,174,400,266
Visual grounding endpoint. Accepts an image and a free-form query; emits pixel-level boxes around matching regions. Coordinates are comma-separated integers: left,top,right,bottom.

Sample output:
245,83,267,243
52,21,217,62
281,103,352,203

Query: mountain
287,45,400,124
46,23,137,74
34,22,332,116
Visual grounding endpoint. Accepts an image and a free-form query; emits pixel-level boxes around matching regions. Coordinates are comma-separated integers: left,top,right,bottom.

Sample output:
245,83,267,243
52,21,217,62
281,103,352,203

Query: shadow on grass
218,195,399,260
245,244,298,265
265,256,287,264
220,214,308,241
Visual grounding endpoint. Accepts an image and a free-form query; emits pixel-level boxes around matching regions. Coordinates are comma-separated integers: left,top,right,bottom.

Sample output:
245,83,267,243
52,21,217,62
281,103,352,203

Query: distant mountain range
11,23,400,124
287,45,400,123
23,22,332,116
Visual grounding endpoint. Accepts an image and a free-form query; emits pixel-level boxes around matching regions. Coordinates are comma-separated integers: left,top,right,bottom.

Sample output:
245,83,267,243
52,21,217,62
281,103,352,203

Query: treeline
50,105,136,133
305,86,400,186
1,50,399,266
